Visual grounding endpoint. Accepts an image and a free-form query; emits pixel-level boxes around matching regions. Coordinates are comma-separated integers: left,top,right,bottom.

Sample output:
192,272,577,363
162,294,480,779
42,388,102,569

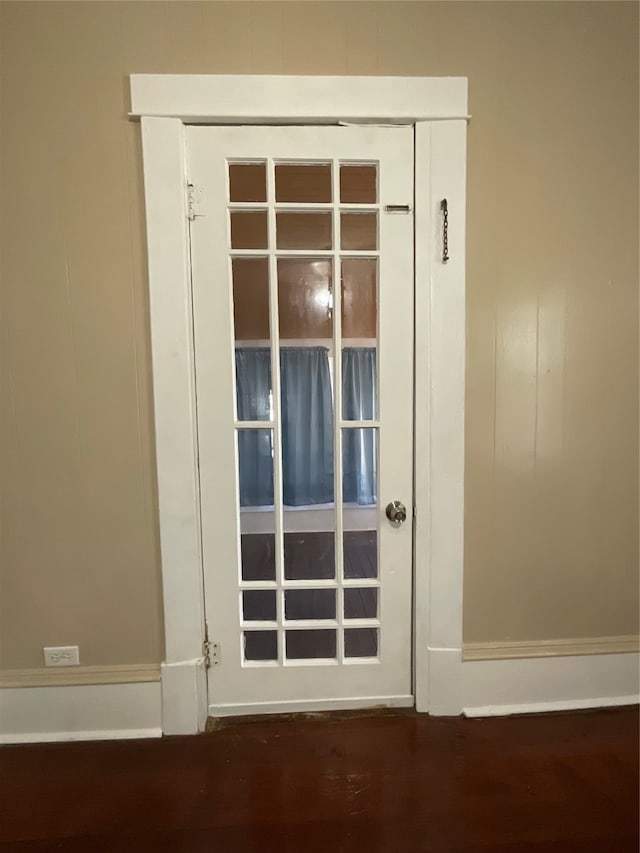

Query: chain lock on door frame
440,199,449,263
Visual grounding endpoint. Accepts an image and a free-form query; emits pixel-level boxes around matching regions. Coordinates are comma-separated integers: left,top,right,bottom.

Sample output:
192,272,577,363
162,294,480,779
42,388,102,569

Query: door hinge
187,183,206,221
203,640,220,668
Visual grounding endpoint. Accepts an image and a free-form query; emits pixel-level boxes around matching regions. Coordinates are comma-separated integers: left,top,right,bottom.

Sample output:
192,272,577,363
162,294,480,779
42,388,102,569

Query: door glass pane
233,257,272,422
275,164,332,202
344,628,378,658
286,629,336,659
342,346,377,421
276,213,332,250
343,428,378,580
237,429,275,582
341,213,377,251
340,165,377,204
344,530,377,579
244,630,278,661
233,257,270,344
342,259,377,431
229,163,267,203
235,348,272,422
237,428,274,505
229,163,267,201
284,532,335,580
240,532,276,582
230,211,268,249
343,427,377,503
341,257,377,341
344,587,378,619
285,589,336,621
242,590,277,622
277,259,333,339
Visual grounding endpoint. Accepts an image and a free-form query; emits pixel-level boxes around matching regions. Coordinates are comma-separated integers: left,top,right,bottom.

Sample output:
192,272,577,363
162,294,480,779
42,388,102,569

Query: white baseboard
464,695,639,717
462,652,639,716
427,647,639,717
0,681,162,744
161,658,208,735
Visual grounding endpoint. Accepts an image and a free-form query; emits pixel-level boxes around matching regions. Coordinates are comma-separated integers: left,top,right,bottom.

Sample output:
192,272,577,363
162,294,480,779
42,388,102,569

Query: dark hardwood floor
1,707,638,852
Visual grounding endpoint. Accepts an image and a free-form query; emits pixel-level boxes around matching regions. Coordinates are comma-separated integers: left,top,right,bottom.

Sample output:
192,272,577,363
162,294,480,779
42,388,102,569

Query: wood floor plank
1,708,637,852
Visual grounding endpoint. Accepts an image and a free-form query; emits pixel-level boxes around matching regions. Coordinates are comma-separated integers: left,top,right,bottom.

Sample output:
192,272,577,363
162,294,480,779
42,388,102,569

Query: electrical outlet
43,646,80,667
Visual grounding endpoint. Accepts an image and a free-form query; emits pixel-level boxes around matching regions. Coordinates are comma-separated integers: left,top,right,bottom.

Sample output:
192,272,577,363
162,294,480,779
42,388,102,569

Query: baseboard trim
1,728,162,744
463,695,639,718
0,663,161,688
463,634,640,662
0,681,162,744
459,651,639,718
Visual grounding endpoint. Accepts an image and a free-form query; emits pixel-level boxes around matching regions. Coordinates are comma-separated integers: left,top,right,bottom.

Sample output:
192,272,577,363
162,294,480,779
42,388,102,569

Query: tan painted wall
0,1,637,671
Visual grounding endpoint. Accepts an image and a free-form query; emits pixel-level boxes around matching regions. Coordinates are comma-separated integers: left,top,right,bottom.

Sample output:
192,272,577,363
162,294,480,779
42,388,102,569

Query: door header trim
129,74,468,124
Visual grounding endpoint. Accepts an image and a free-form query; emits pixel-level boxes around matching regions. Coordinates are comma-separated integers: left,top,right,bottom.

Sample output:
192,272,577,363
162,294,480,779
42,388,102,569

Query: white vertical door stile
188,126,415,715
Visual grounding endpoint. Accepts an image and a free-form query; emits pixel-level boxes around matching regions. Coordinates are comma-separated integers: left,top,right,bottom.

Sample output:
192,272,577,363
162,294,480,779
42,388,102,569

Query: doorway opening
133,74,467,732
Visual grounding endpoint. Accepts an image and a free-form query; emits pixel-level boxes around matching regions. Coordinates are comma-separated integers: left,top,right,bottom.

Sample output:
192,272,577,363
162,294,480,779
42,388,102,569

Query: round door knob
385,500,407,526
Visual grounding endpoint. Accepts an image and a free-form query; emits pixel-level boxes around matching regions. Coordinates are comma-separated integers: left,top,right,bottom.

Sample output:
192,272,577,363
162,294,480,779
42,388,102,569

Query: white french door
187,125,414,715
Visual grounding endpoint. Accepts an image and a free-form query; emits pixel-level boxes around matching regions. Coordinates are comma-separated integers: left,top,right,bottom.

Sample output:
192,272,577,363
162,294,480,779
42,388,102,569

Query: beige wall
0,1,637,672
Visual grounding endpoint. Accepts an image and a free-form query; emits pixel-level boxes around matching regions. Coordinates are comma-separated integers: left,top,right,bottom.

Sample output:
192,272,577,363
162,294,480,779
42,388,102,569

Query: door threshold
206,695,414,725
206,703,417,732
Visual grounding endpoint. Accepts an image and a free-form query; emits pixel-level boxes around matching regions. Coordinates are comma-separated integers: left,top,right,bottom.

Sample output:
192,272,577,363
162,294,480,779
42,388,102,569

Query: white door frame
132,75,467,734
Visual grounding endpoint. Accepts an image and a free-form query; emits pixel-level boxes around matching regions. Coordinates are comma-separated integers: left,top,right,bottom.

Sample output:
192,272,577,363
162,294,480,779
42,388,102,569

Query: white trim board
0,681,162,744
0,664,161,688
464,634,640,662
425,649,639,718
130,74,468,124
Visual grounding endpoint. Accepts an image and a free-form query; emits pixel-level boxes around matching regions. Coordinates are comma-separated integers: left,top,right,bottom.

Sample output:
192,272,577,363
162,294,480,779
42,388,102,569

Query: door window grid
230,159,381,665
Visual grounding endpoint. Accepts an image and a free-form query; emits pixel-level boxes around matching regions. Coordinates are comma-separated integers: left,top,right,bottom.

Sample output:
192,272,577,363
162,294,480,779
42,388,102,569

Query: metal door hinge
203,640,220,667
187,183,206,221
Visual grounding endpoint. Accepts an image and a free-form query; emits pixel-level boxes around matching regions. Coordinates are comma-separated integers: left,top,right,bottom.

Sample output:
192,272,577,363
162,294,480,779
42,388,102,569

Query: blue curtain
235,347,272,421
280,347,334,506
235,346,376,507
235,347,334,507
235,348,273,506
342,348,377,505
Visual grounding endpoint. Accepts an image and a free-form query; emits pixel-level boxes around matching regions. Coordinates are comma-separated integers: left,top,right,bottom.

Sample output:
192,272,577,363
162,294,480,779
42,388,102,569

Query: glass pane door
188,125,414,713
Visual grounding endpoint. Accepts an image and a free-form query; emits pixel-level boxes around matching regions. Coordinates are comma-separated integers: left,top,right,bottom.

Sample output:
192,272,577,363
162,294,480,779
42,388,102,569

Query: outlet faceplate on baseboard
43,646,80,667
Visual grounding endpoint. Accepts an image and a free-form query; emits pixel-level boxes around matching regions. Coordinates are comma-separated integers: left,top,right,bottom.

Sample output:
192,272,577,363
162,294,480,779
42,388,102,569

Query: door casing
133,74,467,734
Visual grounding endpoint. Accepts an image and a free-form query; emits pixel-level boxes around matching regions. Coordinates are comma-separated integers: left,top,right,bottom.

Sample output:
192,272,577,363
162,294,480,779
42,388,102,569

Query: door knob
385,500,407,526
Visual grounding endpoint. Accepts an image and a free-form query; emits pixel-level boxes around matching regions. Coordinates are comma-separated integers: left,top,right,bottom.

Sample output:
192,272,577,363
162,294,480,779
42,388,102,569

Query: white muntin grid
227,159,382,666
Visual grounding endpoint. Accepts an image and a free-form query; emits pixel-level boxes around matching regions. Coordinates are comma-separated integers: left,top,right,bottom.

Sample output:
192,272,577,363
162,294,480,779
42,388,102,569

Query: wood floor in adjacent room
1,707,638,852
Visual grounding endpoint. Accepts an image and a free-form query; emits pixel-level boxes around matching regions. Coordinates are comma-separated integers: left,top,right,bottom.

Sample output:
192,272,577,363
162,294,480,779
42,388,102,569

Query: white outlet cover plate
43,646,80,667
